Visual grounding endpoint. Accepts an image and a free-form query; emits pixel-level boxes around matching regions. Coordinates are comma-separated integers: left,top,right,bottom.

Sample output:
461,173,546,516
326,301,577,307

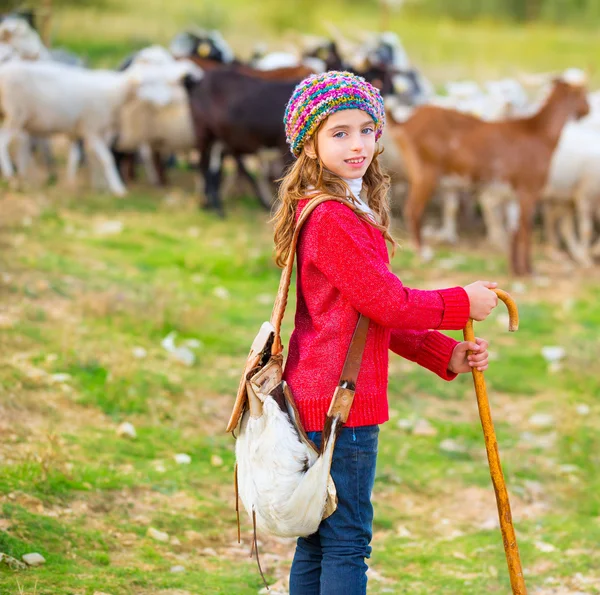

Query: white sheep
0,60,198,195
541,122,600,266
114,47,204,184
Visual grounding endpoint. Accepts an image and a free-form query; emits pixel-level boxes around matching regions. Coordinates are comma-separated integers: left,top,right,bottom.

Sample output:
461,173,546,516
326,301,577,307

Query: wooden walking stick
464,288,527,595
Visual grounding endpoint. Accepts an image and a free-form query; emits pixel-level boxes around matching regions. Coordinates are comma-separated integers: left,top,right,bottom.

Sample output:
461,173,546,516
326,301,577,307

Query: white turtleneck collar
306,176,376,220
342,177,375,219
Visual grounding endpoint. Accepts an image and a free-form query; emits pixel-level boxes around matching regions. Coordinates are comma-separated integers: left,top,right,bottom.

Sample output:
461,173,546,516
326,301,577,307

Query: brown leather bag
226,195,371,582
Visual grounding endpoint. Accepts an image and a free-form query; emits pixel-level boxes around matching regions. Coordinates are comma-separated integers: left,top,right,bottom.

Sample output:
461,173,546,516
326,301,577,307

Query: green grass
0,3,597,592
0,183,598,594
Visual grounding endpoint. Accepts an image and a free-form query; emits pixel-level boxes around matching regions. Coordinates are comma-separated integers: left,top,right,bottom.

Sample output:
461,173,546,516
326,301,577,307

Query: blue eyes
333,128,374,139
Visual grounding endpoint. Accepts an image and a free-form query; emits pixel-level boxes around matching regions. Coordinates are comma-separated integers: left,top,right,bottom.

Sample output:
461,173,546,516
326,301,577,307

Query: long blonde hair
271,127,396,268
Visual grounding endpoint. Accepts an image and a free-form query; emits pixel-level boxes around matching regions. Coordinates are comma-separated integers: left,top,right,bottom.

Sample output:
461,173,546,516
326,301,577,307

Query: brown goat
392,79,590,275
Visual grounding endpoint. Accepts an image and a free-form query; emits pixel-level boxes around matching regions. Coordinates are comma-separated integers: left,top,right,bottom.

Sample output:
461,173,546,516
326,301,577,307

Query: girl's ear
304,139,317,160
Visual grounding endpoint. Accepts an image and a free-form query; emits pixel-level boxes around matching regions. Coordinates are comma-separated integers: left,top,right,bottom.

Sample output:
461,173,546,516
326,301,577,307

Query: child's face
312,109,376,180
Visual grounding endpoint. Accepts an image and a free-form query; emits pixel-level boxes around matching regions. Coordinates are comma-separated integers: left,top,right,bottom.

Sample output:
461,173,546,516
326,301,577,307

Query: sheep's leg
557,211,591,267
542,201,563,251
205,141,225,217
0,127,16,178
66,140,82,188
575,196,594,267
139,143,159,186
480,186,508,249
436,186,459,244
36,137,58,183
556,196,593,268
87,135,127,197
152,150,168,187
15,132,32,178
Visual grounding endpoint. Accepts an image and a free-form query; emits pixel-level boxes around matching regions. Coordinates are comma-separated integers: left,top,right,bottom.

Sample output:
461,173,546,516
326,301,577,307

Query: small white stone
170,565,185,573
576,404,590,416
132,347,147,359
439,439,467,453
22,553,46,566
534,540,556,553
210,455,223,467
50,373,71,383
529,413,554,428
511,281,527,294
200,547,218,556
396,525,412,537
94,220,123,235
147,527,169,542
161,332,196,366
213,286,230,300
479,516,499,530
396,418,413,430
174,453,191,465
152,460,166,473
420,245,435,263
116,422,137,439
412,419,437,436
541,346,566,363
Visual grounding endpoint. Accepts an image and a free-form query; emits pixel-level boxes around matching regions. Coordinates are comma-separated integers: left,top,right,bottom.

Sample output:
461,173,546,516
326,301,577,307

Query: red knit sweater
282,198,471,432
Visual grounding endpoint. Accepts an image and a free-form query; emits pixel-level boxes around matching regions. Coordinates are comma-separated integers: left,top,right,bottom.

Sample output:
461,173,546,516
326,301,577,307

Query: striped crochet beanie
284,70,386,157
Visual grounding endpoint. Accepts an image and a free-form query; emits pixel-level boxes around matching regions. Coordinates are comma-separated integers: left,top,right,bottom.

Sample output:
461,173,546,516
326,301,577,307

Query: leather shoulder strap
270,194,354,354
269,194,370,391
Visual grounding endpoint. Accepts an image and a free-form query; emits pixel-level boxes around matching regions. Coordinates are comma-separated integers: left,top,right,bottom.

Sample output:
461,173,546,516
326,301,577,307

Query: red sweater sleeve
306,203,470,330
389,329,459,381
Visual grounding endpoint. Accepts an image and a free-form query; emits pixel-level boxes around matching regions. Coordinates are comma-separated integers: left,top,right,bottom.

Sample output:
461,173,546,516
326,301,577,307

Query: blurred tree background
407,0,600,24
2,0,600,26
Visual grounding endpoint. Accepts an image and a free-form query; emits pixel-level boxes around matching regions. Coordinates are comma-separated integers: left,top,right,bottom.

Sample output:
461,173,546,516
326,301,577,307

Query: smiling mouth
345,157,366,164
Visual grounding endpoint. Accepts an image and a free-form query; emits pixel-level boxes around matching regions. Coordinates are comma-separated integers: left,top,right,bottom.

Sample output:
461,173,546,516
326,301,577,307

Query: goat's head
302,39,344,71
554,74,590,121
169,29,234,64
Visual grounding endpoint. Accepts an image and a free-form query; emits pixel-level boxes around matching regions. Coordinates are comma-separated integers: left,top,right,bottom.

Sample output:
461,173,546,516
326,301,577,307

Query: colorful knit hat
284,71,386,157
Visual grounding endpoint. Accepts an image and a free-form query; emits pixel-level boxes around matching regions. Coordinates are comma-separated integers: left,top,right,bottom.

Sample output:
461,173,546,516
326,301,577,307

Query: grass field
0,182,598,594
1,2,600,593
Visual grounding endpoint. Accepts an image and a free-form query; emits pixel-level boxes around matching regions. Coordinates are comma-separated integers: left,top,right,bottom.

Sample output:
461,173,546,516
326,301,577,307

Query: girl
272,71,498,595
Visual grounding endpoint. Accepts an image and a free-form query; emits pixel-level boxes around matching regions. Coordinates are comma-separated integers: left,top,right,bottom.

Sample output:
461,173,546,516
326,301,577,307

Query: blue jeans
289,424,379,595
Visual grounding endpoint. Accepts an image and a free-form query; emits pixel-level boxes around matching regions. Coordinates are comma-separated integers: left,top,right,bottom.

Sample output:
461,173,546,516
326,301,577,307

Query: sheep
0,60,198,195
113,46,204,186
